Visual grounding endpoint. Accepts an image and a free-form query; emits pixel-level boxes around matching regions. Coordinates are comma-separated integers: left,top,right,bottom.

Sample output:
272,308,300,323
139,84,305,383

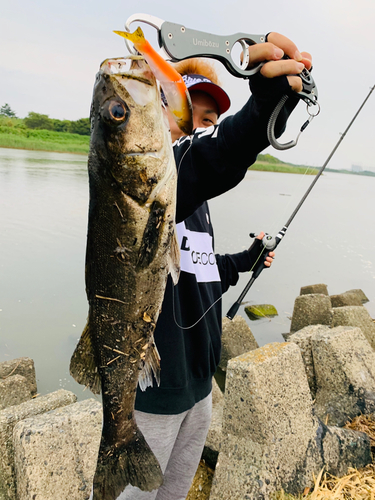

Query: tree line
0,103,90,136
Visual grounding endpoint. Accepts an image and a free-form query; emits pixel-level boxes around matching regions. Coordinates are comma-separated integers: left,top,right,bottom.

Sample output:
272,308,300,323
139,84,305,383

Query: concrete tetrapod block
219,316,259,372
330,291,363,307
209,342,372,500
13,399,102,500
346,289,369,304
0,358,37,397
203,377,224,468
0,389,77,500
210,342,323,499
312,326,375,426
300,284,329,296
288,325,331,398
0,375,33,411
331,305,375,350
290,294,332,333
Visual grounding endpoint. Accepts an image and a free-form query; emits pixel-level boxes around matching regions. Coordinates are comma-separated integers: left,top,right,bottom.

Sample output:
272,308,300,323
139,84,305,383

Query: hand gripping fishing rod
227,84,375,320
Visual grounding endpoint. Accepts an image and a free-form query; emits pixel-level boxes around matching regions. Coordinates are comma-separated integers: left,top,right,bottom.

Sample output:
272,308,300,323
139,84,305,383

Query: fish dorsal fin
69,321,101,395
138,335,161,391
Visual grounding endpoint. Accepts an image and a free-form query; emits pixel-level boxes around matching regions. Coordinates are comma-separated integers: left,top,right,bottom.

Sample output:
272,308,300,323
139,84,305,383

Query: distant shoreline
0,130,374,177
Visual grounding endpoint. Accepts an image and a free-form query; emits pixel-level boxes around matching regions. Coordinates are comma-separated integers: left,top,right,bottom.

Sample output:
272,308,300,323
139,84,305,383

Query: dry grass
273,414,375,500
273,464,375,499
345,414,375,455
186,460,214,500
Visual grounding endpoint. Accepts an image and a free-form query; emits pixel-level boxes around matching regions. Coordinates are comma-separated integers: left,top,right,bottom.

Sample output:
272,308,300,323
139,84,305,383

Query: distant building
351,164,363,172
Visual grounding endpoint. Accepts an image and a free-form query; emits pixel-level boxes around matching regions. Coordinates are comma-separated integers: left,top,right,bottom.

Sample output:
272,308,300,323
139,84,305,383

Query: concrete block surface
0,358,37,396
300,284,328,295
288,325,331,398
330,291,363,307
211,343,322,499
290,294,332,333
210,339,372,500
219,316,258,372
346,289,369,304
331,305,375,350
312,326,375,425
13,399,102,500
0,389,76,500
203,378,223,468
0,375,33,411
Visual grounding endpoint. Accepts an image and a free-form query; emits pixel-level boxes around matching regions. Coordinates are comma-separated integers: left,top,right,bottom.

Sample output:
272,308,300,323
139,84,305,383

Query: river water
1,147,374,400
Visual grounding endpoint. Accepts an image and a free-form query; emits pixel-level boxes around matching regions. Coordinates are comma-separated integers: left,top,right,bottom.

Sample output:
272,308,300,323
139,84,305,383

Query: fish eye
108,101,127,121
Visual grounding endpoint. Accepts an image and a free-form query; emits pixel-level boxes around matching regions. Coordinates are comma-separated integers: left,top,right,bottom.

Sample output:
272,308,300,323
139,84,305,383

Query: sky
1,0,375,170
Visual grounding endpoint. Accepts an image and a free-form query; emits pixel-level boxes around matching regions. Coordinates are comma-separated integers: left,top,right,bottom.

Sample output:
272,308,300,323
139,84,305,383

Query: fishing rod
227,84,375,320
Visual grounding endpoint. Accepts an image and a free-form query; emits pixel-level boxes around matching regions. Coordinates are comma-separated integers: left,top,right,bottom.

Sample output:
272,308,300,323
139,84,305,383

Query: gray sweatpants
89,392,212,500
118,392,212,500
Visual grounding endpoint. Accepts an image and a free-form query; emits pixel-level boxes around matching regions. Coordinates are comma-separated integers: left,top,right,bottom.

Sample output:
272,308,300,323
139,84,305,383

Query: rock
312,326,375,426
203,378,223,468
331,305,375,350
288,325,331,398
330,291,363,307
244,304,278,321
322,426,371,477
0,375,33,411
0,358,37,396
300,284,328,295
13,399,102,500
219,316,258,372
0,389,77,500
290,294,332,332
210,342,371,500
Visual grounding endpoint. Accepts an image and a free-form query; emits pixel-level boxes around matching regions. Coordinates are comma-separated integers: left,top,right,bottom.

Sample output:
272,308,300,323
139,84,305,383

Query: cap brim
187,82,231,116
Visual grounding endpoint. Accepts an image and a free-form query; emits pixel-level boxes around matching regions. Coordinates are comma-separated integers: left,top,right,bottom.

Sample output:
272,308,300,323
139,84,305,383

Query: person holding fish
76,25,312,500
112,32,312,500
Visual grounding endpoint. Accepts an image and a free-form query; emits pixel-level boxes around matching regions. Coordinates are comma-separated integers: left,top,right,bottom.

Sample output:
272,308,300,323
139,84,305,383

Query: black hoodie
135,75,298,414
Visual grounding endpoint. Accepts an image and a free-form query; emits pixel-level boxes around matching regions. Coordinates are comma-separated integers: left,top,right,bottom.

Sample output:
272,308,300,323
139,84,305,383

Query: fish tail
92,428,163,499
113,27,146,48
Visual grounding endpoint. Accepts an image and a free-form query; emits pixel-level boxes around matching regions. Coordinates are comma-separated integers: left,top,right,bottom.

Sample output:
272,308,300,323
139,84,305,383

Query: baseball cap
182,74,231,117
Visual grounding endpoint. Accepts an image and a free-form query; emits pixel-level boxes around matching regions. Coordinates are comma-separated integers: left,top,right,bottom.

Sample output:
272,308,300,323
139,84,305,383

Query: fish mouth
100,56,152,84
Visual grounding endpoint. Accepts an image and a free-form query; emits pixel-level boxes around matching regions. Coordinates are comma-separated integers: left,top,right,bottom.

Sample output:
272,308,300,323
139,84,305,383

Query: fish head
89,56,173,203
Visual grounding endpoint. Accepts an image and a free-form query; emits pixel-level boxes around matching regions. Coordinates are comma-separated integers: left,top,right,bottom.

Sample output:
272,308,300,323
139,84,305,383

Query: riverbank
0,116,320,173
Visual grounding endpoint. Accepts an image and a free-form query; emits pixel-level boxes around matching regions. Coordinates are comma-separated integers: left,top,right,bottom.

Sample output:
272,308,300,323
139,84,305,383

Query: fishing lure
114,27,193,136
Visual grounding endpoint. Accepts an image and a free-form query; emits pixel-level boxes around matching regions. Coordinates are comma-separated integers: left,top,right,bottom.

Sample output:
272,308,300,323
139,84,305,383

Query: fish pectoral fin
168,228,180,285
138,335,161,392
69,321,101,395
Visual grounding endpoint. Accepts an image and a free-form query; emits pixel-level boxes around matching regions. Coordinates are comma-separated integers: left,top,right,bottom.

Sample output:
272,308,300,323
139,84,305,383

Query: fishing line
171,128,274,330
171,240,273,330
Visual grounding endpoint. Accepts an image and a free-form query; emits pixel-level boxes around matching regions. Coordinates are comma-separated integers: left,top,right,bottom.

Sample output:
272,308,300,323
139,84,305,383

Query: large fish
70,55,183,499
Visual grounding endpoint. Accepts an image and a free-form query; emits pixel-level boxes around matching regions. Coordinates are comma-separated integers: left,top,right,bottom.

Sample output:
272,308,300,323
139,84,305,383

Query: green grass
251,161,319,175
0,117,89,154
